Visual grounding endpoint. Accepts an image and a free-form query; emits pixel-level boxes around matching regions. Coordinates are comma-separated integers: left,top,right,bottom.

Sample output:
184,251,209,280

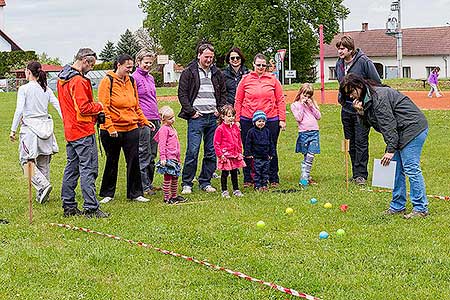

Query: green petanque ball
256,221,266,228
336,229,346,236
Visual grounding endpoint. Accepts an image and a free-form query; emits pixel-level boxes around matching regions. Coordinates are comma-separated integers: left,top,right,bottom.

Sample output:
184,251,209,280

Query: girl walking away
291,83,321,186
427,67,442,98
10,61,62,204
213,105,245,198
154,106,186,204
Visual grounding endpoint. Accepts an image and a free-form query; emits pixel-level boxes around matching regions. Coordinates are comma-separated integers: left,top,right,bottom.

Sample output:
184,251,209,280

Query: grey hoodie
336,49,381,113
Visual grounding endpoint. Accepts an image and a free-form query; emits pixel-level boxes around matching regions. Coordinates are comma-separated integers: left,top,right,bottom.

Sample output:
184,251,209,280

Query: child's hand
268,156,273,160
160,160,167,166
246,156,253,159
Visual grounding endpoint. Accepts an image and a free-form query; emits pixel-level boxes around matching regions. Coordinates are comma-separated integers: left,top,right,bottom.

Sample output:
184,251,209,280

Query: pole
396,0,403,78
288,8,292,85
319,24,325,104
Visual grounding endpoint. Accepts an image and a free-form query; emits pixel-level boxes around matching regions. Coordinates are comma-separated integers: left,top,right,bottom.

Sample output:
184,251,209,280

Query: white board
372,158,396,189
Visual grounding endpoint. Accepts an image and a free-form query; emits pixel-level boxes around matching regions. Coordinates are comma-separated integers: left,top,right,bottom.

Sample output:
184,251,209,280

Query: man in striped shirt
178,42,227,194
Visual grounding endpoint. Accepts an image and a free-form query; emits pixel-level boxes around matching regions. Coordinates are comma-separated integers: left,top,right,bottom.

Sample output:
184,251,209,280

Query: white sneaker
181,186,192,194
233,190,244,197
100,196,114,204
38,185,52,204
212,172,220,179
202,185,216,193
131,196,150,202
221,191,230,198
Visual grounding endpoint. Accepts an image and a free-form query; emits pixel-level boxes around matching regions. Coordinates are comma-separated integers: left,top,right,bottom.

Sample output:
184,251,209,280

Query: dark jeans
139,120,160,192
100,128,143,199
182,114,217,189
341,109,370,179
221,169,239,191
240,119,280,184
254,158,270,188
61,134,99,211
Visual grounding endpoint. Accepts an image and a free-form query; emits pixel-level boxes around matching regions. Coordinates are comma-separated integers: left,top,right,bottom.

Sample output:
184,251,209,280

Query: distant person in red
427,67,442,98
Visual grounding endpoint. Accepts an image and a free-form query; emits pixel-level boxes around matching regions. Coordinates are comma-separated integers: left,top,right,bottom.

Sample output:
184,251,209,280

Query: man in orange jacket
57,48,108,218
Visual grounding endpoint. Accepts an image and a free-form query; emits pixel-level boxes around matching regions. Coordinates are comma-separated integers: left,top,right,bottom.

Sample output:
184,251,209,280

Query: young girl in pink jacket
154,106,186,204
291,83,321,186
213,105,246,198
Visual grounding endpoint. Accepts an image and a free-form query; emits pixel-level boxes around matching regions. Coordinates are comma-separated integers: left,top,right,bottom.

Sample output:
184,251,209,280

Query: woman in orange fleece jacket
98,54,152,204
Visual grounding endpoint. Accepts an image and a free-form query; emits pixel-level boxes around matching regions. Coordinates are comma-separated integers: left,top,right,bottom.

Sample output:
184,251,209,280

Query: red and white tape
50,223,321,300
365,189,450,201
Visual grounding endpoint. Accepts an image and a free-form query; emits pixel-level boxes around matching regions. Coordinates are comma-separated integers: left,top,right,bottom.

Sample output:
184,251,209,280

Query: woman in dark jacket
340,73,429,219
223,47,249,105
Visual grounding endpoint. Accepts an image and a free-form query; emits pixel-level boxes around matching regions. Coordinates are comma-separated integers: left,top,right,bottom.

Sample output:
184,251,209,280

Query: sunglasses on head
255,63,267,68
230,56,241,61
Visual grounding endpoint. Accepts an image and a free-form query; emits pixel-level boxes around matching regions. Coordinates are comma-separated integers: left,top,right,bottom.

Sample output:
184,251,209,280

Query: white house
163,60,183,83
315,23,450,82
0,0,22,52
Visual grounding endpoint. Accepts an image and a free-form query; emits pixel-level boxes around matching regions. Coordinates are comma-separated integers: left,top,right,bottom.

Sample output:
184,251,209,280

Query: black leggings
221,169,239,191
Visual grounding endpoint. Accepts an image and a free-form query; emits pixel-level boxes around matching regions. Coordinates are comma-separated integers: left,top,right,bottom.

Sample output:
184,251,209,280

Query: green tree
116,29,140,58
37,52,62,65
141,0,348,81
0,50,38,78
99,40,117,62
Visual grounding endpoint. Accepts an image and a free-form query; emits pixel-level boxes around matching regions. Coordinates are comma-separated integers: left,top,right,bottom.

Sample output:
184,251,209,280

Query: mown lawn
1,91,449,300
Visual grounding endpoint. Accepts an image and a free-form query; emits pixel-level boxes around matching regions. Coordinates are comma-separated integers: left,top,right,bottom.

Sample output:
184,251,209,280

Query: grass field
1,91,450,300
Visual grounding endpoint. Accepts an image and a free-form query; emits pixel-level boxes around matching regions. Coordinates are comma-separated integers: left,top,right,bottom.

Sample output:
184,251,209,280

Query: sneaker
243,182,253,188
437,94,443,98
99,196,114,204
181,186,192,194
84,209,109,218
38,185,52,204
270,182,279,188
63,207,83,217
131,196,150,202
404,210,428,219
202,185,216,193
0,219,9,224
174,195,187,203
383,208,406,215
233,190,244,197
144,189,156,196
354,177,366,185
256,186,269,192
221,191,231,198
164,198,178,204
212,172,220,179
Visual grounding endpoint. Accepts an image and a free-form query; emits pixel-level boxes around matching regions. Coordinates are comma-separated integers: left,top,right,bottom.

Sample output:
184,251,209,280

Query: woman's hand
352,100,364,115
381,152,395,166
279,121,286,131
9,131,16,142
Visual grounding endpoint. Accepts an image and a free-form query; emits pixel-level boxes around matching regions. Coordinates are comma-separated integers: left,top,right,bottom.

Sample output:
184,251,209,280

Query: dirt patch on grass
159,90,450,110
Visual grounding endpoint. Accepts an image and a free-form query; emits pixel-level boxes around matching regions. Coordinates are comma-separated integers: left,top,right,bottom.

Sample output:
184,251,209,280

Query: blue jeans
390,128,428,213
61,134,99,211
182,114,217,189
254,158,270,188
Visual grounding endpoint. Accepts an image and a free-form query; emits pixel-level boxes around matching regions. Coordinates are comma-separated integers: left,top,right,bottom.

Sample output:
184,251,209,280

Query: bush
151,71,163,87
93,61,113,71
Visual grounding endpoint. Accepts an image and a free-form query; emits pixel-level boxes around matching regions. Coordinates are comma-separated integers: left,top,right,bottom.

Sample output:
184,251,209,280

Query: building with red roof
316,23,450,81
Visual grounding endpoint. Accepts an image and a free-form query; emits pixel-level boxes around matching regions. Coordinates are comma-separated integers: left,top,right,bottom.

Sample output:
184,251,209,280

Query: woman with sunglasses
234,53,286,188
223,47,249,105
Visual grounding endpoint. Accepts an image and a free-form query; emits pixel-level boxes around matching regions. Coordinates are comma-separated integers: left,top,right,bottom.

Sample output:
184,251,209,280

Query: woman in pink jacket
234,53,286,187
214,105,245,198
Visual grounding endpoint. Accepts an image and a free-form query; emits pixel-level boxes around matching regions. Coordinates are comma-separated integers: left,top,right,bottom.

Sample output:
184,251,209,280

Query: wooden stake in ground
26,161,34,224
342,139,350,192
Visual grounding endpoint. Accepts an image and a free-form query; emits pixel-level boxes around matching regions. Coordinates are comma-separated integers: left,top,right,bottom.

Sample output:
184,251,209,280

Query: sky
1,0,450,64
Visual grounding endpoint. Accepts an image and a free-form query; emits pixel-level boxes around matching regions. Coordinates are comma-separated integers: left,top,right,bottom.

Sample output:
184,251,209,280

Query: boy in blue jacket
244,111,276,191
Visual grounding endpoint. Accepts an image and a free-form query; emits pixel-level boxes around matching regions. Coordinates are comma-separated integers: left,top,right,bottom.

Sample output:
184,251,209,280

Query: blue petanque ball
319,231,329,239
310,198,318,204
